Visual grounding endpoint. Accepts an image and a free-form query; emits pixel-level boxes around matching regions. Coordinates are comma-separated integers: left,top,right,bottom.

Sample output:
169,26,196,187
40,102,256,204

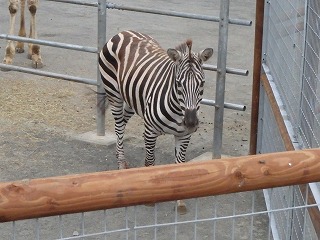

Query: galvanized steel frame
0,0,252,155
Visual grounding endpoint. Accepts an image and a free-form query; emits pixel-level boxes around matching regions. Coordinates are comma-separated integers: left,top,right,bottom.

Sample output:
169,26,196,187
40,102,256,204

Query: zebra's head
167,40,213,132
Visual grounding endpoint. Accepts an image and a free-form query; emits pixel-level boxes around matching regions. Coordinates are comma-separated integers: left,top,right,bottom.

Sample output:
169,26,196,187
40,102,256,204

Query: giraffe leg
174,134,192,215
2,0,19,69
16,0,26,53
27,0,43,68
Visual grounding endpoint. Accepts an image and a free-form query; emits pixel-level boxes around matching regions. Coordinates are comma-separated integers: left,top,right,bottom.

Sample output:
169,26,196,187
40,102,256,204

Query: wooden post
1,149,320,223
249,0,265,154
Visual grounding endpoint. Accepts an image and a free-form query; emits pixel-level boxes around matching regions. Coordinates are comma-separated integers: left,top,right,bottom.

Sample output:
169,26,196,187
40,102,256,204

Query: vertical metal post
213,0,230,158
96,0,107,136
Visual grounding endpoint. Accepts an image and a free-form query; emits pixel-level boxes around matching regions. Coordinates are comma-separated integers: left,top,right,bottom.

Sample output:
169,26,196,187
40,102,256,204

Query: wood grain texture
249,0,265,154
1,149,320,222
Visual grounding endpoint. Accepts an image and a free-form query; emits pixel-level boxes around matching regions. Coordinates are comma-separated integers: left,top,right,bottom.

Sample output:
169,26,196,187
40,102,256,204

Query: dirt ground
0,0,270,239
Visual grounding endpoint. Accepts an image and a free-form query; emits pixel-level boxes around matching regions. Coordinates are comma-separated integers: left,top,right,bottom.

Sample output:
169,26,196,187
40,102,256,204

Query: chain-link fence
257,0,320,239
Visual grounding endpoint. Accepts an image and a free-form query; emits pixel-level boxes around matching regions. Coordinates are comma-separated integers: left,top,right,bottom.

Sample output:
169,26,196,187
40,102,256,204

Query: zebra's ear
167,49,181,62
199,48,214,62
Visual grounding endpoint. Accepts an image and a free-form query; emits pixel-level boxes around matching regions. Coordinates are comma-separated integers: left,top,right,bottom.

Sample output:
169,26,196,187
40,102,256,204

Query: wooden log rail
1,149,320,222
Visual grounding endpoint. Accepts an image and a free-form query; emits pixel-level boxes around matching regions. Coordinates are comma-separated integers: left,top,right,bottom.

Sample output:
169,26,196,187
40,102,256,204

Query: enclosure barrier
1,0,251,157
47,0,252,26
1,148,320,223
251,0,320,238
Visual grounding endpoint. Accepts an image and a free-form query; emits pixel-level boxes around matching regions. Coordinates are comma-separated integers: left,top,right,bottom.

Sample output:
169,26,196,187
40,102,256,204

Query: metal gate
0,0,251,158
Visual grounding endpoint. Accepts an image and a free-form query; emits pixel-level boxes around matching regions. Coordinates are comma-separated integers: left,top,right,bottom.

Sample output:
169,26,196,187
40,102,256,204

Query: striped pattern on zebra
99,30,213,169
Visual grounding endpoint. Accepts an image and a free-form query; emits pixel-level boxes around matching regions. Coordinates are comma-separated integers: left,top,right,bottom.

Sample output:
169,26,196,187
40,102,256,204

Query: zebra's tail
86,86,110,111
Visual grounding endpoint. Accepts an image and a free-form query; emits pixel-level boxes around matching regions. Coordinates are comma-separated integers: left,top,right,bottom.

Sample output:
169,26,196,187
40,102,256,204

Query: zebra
99,30,213,212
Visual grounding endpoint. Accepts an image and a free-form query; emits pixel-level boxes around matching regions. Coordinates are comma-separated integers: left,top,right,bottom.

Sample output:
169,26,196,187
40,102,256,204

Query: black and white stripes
99,30,213,168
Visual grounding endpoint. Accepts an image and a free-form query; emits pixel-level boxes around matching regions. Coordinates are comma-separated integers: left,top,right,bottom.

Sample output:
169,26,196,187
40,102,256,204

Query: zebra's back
99,30,176,118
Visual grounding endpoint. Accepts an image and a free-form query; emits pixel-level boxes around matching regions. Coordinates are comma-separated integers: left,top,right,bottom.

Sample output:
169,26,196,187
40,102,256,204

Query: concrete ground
0,0,270,239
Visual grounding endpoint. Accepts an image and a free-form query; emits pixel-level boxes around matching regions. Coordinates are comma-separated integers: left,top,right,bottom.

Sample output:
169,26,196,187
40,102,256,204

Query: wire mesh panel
262,0,320,149
257,77,319,239
1,192,319,240
300,0,320,149
0,193,274,240
258,1,320,238
263,0,305,133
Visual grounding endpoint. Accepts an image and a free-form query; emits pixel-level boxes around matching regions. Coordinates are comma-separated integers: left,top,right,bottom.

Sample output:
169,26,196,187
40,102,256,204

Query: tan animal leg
177,200,187,215
3,0,19,66
16,0,26,53
27,0,43,68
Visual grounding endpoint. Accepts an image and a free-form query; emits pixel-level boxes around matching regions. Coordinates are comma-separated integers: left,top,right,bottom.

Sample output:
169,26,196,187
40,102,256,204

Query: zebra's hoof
177,205,187,215
118,161,129,170
176,200,187,215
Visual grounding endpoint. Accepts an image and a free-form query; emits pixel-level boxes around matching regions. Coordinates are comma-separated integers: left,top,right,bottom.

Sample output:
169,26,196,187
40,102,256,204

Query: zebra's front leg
174,134,191,215
27,0,43,68
143,128,158,207
144,128,158,167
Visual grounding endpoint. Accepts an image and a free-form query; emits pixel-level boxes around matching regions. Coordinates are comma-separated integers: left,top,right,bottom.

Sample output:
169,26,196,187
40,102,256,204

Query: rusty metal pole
249,0,265,155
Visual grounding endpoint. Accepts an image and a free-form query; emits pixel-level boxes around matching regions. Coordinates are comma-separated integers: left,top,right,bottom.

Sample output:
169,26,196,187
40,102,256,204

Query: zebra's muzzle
183,108,199,131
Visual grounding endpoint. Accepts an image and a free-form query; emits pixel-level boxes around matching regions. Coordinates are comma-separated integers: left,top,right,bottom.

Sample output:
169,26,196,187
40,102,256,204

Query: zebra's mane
175,39,193,60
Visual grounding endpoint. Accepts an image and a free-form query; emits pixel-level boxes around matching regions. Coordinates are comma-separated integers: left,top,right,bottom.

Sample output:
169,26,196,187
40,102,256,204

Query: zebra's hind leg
174,134,192,215
123,103,135,124
111,103,128,170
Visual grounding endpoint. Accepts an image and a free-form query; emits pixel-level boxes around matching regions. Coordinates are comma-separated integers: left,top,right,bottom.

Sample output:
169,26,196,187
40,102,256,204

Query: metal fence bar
0,63,97,85
203,63,248,76
0,33,249,77
0,65,244,112
46,0,252,26
0,34,98,53
96,0,107,136
105,2,252,26
45,0,98,7
213,0,230,159
200,99,246,111
0,34,249,76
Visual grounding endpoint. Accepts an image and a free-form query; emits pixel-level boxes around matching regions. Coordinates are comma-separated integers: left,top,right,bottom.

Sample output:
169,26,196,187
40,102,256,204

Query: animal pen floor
0,0,270,239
